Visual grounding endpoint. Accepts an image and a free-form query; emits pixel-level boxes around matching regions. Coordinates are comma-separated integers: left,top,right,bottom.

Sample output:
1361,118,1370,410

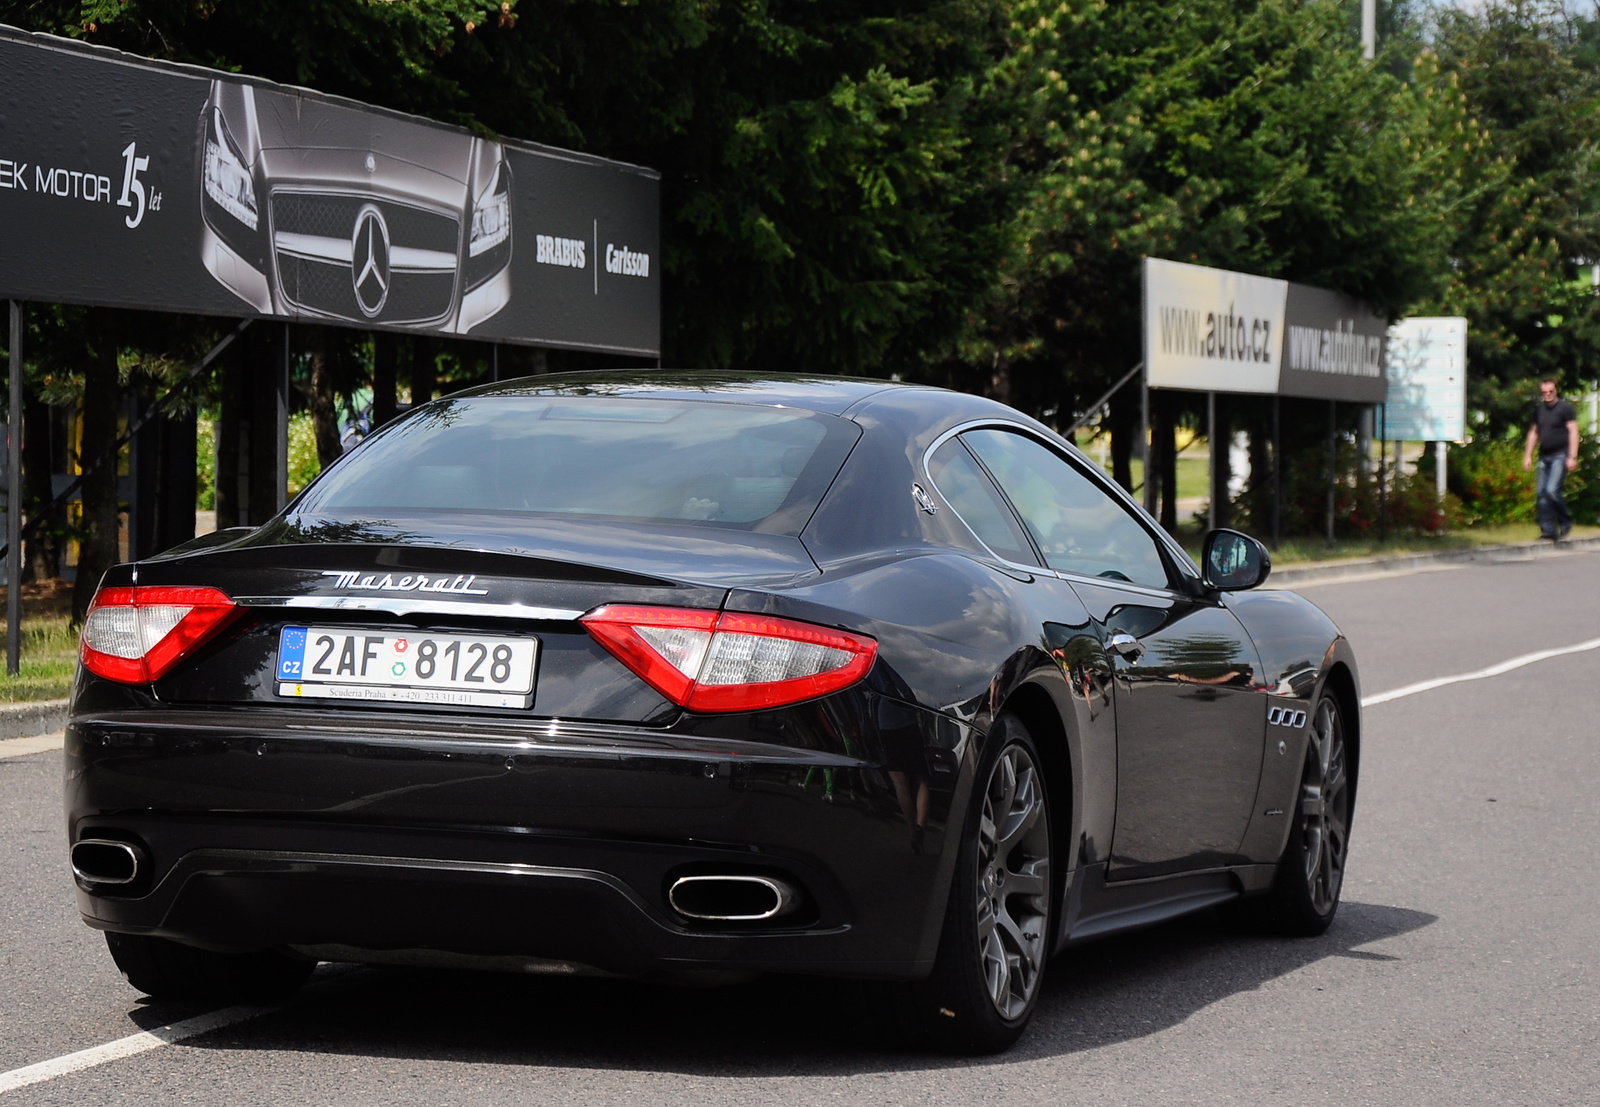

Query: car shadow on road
172,899,1434,1074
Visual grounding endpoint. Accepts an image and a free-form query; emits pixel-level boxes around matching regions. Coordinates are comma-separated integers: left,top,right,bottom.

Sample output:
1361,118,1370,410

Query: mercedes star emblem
351,204,390,318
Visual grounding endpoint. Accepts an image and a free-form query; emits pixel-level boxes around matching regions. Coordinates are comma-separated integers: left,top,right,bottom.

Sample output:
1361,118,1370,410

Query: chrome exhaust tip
668,874,800,922
70,839,145,886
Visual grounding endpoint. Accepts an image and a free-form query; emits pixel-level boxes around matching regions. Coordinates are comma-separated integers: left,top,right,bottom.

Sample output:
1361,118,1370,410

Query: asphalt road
3,548,1599,1104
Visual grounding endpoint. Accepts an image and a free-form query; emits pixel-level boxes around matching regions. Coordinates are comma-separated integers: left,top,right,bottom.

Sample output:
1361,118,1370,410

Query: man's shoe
1559,523,1573,540
1541,532,1558,540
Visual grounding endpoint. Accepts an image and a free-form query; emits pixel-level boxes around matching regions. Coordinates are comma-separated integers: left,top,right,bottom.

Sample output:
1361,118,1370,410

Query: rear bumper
65,697,971,980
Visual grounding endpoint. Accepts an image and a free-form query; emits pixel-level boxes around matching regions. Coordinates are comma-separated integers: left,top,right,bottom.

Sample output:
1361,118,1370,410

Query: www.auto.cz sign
1141,257,1388,404
0,25,660,356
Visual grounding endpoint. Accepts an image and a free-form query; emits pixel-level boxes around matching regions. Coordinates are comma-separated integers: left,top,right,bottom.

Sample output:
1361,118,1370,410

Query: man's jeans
1536,453,1573,537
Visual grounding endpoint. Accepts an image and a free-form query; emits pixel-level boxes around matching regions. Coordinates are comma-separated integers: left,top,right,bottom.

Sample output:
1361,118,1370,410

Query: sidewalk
1267,534,1600,587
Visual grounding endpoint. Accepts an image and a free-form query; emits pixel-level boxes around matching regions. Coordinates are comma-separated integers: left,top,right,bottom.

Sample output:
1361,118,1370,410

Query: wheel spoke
1325,814,1348,869
1319,832,1337,903
979,811,998,858
1005,859,1049,900
997,774,1042,852
992,755,1018,824
976,897,998,942
982,928,1009,1005
1323,760,1347,803
1303,823,1322,885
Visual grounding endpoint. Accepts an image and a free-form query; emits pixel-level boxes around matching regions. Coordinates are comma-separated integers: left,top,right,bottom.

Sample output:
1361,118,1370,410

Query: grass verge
1182,523,1600,565
0,580,77,704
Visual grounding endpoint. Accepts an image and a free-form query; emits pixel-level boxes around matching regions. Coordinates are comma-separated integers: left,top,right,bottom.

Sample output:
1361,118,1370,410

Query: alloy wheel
1299,697,1350,916
974,743,1051,1020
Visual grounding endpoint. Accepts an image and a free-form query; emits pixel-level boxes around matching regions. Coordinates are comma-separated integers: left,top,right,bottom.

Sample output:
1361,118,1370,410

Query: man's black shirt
1533,398,1578,456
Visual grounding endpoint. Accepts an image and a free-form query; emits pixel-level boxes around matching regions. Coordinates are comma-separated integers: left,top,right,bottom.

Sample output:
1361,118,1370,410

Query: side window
926,438,1038,565
961,428,1171,589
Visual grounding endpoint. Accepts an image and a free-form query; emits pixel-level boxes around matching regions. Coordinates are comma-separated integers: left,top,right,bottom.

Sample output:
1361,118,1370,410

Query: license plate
275,626,537,708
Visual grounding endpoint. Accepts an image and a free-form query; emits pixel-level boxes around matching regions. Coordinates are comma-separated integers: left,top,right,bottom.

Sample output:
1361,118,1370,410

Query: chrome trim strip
236,596,585,621
1052,566,1178,600
274,230,351,264
390,245,457,272
273,233,455,273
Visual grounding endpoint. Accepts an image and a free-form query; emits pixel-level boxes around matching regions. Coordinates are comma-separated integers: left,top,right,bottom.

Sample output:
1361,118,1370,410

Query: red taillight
581,605,877,713
80,585,241,684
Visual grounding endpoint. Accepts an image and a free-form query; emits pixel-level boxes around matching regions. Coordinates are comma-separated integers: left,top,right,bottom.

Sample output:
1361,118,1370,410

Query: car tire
105,932,314,1002
1249,691,1352,937
905,712,1053,1054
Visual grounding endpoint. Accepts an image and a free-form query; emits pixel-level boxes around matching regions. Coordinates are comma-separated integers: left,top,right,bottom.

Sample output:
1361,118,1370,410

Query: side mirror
1202,528,1272,591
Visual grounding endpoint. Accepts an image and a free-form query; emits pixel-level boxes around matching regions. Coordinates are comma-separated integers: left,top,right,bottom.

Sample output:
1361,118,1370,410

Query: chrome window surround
920,418,1203,596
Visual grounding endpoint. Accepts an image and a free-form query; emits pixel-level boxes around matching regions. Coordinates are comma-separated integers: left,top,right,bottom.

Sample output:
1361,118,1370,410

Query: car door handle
1107,632,1145,660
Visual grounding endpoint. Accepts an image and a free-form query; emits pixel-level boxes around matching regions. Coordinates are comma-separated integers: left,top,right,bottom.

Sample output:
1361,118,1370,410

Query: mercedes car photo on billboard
65,374,1359,1054
198,79,513,335
0,25,659,355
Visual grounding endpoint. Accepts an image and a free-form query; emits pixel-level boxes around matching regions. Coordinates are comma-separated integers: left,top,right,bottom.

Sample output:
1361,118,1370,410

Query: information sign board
1384,317,1467,442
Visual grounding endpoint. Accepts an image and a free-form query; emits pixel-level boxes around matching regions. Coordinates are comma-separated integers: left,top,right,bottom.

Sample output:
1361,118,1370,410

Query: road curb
1269,534,1600,587
0,698,69,740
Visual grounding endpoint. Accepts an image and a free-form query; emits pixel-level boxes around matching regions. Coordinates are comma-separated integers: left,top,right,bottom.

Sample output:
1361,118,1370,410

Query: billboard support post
1207,391,1217,532
1141,377,1153,513
1379,404,1388,543
6,301,21,677
1271,396,1281,550
275,325,289,514
1326,400,1337,547
1436,440,1447,502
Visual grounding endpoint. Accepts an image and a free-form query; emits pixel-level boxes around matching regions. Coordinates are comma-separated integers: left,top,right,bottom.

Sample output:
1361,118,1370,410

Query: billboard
0,26,659,356
1142,258,1388,403
1385,317,1467,442
1143,258,1287,394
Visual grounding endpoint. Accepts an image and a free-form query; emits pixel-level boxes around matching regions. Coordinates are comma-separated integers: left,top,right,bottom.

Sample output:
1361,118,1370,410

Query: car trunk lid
138,522,816,724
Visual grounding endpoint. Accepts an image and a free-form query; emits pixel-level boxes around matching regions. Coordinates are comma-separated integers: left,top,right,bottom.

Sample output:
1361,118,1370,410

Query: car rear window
294,395,860,535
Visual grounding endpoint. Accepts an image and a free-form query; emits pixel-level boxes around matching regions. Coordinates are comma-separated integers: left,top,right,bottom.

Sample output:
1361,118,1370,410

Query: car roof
461,370,917,416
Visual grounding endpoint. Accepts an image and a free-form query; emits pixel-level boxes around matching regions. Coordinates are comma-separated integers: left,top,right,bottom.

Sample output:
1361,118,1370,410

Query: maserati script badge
320,570,488,596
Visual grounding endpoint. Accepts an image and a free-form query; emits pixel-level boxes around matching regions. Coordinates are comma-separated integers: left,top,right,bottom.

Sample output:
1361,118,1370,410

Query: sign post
6,301,20,676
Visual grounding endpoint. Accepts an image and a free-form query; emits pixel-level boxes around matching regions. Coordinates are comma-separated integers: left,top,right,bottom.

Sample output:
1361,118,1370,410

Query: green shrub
1228,440,1465,539
1448,438,1535,526
287,412,321,495
195,412,321,506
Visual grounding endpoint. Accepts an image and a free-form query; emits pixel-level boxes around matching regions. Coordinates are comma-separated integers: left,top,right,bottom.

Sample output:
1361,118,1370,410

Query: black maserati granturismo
65,373,1357,1053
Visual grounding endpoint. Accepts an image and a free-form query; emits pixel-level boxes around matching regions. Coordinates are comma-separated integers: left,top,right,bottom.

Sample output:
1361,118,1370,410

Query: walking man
1523,378,1580,540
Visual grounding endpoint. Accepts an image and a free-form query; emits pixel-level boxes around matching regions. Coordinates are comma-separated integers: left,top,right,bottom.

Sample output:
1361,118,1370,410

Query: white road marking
0,732,63,759
0,1004,276,1095
1362,636,1600,707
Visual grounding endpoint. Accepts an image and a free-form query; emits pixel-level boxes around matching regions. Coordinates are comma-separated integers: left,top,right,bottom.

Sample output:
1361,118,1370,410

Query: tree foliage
5,0,1600,552
933,0,1483,418
1412,0,1600,437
